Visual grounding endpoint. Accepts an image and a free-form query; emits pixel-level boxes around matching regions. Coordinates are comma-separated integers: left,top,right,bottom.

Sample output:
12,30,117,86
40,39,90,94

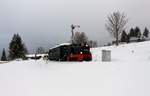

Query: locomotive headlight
80,52,83,54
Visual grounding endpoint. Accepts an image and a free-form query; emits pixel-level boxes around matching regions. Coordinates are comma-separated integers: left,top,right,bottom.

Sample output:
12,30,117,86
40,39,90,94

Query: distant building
129,37,140,42
26,54,48,60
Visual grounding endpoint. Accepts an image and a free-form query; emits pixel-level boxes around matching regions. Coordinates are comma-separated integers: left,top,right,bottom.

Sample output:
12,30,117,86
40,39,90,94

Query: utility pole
71,24,80,44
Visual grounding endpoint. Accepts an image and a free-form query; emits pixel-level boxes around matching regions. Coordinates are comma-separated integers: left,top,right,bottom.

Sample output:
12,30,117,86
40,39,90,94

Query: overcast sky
0,0,150,53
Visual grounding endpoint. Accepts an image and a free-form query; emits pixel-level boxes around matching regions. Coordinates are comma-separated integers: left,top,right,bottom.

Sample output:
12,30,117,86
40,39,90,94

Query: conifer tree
129,28,135,37
1,48,7,61
9,34,28,60
143,27,149,38
120,30,128,42
126,34,130,43
134,27,141,38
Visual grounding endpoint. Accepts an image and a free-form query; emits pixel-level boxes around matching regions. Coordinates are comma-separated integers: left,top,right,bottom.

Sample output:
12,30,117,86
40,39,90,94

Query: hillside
0,41,150,96
92,41,150,62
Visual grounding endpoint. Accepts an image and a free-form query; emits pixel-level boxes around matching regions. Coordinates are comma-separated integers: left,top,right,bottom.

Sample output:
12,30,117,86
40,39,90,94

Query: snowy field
1,41,150,96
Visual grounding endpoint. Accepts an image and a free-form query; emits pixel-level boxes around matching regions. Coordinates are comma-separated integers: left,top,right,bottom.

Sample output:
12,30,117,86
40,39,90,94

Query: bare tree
73,32,88,45
36,47,45,54
106,11,128,46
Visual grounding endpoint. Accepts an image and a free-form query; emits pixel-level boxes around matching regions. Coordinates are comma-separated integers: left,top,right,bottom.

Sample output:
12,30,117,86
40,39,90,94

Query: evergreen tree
134,26,141,38
9,34,28,60
1,48,7,61
120,30,128,42
126,34,130,43
143,27,149,38
129,27,141,38
129,28,135,37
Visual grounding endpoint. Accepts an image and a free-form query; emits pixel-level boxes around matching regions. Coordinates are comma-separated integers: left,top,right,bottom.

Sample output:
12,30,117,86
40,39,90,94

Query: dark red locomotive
48,43,92,61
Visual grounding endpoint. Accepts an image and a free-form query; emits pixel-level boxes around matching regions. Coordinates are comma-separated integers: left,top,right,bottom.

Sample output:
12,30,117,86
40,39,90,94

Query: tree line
120,27,149,43
106,11,149,45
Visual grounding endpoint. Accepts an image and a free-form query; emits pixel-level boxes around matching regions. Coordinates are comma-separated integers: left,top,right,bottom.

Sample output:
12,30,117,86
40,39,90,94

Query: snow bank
0,41,150,96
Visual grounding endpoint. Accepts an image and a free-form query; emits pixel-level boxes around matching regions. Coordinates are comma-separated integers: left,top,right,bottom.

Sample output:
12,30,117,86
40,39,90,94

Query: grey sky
0,0,150,53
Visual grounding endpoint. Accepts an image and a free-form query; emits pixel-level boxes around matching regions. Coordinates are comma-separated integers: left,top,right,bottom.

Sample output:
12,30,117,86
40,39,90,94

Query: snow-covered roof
26,54,48,58
130,37,139,41
49,43,71,50
62,43,71,45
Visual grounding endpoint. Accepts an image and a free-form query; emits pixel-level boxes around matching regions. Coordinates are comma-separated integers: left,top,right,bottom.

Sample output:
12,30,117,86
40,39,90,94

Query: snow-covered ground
0,41,150,96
